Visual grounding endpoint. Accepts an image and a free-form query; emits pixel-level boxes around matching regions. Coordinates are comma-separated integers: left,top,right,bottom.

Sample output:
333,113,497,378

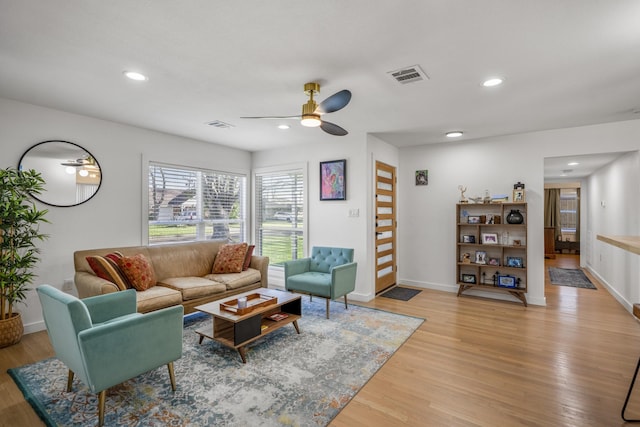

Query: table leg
199,335,204,344
292,320,300,334
238,347,247,364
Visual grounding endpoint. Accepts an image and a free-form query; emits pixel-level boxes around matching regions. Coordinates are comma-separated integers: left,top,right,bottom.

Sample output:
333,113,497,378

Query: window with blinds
148,162,246,245
559,188,578,234
254,168,305,266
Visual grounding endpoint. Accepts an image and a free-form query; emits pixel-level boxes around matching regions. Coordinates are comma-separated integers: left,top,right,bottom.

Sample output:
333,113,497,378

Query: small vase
506,209,524,224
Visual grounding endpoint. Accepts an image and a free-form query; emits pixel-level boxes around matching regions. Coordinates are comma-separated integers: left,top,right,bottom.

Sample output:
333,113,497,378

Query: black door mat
548,267,597,289
380,286,422,301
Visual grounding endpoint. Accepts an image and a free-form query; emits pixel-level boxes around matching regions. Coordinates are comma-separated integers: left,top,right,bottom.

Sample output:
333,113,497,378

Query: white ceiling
544,152,629,180
1,1,640,156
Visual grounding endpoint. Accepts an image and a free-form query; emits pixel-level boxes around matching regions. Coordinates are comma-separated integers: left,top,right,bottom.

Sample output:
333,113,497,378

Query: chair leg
622,355,640,422
98,389,106,427
344,295,349,310
66,370,75,392
326,298,330,319
168,362,176,392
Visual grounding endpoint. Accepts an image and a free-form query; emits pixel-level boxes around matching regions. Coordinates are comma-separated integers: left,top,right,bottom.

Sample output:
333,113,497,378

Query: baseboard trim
24,320,46,335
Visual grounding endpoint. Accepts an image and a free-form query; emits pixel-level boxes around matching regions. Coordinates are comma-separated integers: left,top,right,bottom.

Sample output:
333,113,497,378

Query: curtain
544,189,561,241
575,188,580,241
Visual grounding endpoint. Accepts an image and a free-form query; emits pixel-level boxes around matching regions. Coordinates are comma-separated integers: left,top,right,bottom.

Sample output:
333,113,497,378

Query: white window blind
254,168,305,266
559,188,578,233
148,162,246,245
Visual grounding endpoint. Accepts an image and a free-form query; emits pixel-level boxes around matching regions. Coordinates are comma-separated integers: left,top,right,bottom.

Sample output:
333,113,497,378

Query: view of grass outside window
255,168,305,266
148,163,246,245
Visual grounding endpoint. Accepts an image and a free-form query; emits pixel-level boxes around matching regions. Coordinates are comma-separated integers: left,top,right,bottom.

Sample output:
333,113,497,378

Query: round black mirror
18,140,102,207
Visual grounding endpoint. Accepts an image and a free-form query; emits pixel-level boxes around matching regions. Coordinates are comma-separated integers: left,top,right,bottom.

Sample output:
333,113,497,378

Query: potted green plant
0,167,48,347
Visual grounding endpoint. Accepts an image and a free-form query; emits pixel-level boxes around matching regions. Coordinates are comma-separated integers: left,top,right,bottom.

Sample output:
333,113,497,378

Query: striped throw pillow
86,252,130,290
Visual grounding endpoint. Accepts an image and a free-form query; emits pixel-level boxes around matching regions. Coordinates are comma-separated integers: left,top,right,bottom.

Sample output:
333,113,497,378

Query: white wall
4,94,639,333
397,119,640,306
587,151,640,310
0,98,252,333
252,132,374,299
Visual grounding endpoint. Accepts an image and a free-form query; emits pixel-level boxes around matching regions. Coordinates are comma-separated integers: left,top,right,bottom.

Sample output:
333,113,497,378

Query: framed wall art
415,169,428,185
320,159,346,201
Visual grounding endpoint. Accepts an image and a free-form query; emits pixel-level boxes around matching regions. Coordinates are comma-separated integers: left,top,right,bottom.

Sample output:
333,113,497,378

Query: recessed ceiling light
278,124,290,130
123,71,148,81
482,77,503,87
567,162,579,166
446,131,464,138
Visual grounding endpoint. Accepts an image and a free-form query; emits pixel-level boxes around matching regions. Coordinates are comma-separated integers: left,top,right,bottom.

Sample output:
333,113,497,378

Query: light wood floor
332,255,640,426
2,255,639,426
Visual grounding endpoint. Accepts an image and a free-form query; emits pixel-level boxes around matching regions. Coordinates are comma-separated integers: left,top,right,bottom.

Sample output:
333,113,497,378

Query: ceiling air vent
388,65,429,84
206,120,234,129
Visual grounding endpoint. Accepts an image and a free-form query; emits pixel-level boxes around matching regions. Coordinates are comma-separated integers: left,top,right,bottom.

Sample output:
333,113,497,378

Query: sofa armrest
331,262,358,299
83,289,138,324
78,304,184,393
283,258,311,282
74,271,119,299
249,255,270,287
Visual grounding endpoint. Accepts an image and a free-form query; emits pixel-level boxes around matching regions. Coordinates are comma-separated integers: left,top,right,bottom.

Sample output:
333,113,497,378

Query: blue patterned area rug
8,298,423,427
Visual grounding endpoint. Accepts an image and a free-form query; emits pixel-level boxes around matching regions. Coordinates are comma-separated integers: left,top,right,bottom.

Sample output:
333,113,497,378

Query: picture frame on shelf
497,275,517,288
461,274,476,284
475,251,487,264
506,257,524,268
513,189,525,202
462,235,476,243
481,233,498,244
467,215,481,224
320,159,346,201
485,214,501,224
488,257,500,266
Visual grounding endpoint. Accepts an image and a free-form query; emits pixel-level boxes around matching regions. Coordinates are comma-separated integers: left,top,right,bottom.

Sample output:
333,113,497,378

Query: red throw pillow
243,245,255,271
86,252,130,290
118,254,157,291
212,243,248,274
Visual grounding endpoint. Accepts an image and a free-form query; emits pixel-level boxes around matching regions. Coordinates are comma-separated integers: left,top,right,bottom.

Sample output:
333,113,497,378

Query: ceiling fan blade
320,120,348,136
240,115,300,120
316,90,352,114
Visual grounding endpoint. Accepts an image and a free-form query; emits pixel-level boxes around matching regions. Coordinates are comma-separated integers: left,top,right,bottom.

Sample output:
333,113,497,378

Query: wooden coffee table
194,288,301,363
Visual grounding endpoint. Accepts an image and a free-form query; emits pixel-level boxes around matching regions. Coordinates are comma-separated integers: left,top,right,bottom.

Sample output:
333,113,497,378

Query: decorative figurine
458,185,468,203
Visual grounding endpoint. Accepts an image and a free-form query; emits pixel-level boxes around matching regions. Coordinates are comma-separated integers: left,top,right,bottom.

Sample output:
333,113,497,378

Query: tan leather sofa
74,241,269,314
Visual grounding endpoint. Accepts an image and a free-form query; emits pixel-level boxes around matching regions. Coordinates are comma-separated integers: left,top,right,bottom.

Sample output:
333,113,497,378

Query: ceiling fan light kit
241,82,351,135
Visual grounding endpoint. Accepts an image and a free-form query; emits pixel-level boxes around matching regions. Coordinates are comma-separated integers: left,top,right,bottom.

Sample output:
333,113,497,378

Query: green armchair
36,285,183,426
284,247,357,319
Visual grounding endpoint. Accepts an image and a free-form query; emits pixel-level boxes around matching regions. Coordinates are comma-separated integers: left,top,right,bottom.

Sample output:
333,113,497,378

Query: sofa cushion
147,241,221,281
158,277,227,300
212,243,248,274
86,252,130,291
135,286,183,313
243,245,255,271
205,268,262,290
285,271,332,297
118,254,157,291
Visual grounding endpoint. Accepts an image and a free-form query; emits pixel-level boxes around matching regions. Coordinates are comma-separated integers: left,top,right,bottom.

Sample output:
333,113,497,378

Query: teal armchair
284,247,357,319
36,285,183,426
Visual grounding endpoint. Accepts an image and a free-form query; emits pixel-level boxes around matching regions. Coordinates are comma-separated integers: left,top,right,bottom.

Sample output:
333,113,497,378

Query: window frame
144,160,248,246
252,162,308,268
